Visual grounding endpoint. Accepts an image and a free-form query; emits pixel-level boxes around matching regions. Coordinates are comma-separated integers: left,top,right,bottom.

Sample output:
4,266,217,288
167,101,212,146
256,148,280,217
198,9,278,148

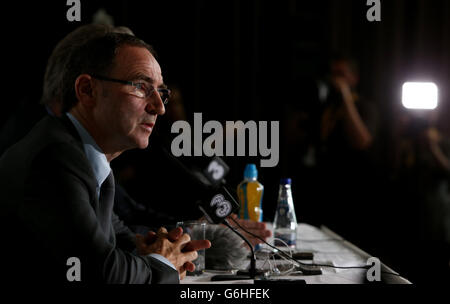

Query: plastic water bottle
237,164,264,222
273,178,298,248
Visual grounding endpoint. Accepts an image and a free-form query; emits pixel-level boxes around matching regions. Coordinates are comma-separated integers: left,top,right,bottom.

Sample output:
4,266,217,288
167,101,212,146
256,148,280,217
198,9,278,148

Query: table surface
182,223,411,284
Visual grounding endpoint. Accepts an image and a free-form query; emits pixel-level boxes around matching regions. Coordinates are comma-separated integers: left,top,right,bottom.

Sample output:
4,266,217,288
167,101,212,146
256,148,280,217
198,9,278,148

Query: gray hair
41,24,134,108
60,33,155,113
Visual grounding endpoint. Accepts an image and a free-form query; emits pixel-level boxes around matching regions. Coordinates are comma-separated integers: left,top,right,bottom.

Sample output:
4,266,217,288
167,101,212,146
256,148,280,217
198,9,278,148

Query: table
182,223,411,284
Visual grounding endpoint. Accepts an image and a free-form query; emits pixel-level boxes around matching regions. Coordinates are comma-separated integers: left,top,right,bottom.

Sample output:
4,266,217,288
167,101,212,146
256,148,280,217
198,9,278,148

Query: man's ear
74,74,96,107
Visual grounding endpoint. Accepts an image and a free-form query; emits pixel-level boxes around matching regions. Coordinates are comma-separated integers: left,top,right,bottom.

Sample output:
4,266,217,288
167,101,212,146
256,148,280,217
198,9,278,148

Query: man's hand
228,214,272,246
135,227,183,253
135,227,211,279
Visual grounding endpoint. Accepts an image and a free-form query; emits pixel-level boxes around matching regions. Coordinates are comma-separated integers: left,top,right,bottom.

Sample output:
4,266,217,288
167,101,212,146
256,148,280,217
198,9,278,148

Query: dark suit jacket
0,115,179,284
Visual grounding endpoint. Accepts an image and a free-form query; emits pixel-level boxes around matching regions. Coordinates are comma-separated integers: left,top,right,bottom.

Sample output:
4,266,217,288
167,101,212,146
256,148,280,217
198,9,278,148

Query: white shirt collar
66,113,111,189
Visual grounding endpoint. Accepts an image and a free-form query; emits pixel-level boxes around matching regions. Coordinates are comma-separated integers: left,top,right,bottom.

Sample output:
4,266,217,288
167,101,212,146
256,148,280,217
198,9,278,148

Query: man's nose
145,93,166,115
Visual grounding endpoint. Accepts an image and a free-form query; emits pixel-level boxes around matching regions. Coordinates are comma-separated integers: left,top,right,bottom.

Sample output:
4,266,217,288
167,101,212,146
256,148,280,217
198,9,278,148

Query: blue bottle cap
244,164,258,179
280,178,292,185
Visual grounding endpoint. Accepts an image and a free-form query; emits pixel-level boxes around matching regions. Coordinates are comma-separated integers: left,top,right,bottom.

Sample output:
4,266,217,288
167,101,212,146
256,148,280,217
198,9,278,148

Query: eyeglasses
91,74,171,105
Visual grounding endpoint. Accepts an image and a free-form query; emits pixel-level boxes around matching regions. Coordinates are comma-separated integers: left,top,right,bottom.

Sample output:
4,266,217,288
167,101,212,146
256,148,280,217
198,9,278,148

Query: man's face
93,45,166,151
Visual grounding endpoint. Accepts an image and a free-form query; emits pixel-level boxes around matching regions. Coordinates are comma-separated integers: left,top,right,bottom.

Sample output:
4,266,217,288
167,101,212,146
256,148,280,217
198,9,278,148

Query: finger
182,250,198,263
175,233,191,247
242,222,264,230
168,227,183,242
183,261,195,273
229,213,238,220
236,218,266,230
145,231,157,244
244,227,272,238
246,227,271,237
182,240,211,252
242,221,270,232
237,223,272,239
157,227,168,237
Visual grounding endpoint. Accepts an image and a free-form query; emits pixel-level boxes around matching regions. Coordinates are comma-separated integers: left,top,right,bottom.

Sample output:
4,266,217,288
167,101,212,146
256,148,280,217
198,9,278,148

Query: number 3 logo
210,194,232,218
208,161,225,181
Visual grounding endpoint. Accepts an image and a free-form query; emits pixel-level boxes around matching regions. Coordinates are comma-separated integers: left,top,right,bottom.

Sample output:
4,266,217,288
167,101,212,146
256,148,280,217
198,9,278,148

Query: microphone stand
222,219,257,279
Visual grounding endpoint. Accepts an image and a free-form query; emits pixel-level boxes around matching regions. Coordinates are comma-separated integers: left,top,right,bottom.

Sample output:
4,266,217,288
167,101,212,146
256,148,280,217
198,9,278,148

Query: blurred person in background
282,52,380,241
389,109,450,283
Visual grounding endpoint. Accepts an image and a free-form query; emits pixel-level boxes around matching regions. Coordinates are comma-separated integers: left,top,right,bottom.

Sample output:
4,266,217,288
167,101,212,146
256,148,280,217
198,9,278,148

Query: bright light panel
402,82,438,110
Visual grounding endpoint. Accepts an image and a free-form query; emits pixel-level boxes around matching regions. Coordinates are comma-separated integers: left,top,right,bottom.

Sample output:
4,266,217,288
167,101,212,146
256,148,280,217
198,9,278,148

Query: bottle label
276,201,289,216
274,230,297,247
237,181,263,222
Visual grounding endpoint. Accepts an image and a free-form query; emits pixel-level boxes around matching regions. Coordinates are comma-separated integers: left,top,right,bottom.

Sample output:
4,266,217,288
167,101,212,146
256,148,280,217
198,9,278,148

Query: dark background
1,0,450,284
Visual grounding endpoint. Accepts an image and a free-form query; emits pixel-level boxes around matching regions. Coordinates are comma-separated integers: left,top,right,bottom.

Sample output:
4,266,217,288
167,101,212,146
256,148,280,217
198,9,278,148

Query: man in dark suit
0,33,210,283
